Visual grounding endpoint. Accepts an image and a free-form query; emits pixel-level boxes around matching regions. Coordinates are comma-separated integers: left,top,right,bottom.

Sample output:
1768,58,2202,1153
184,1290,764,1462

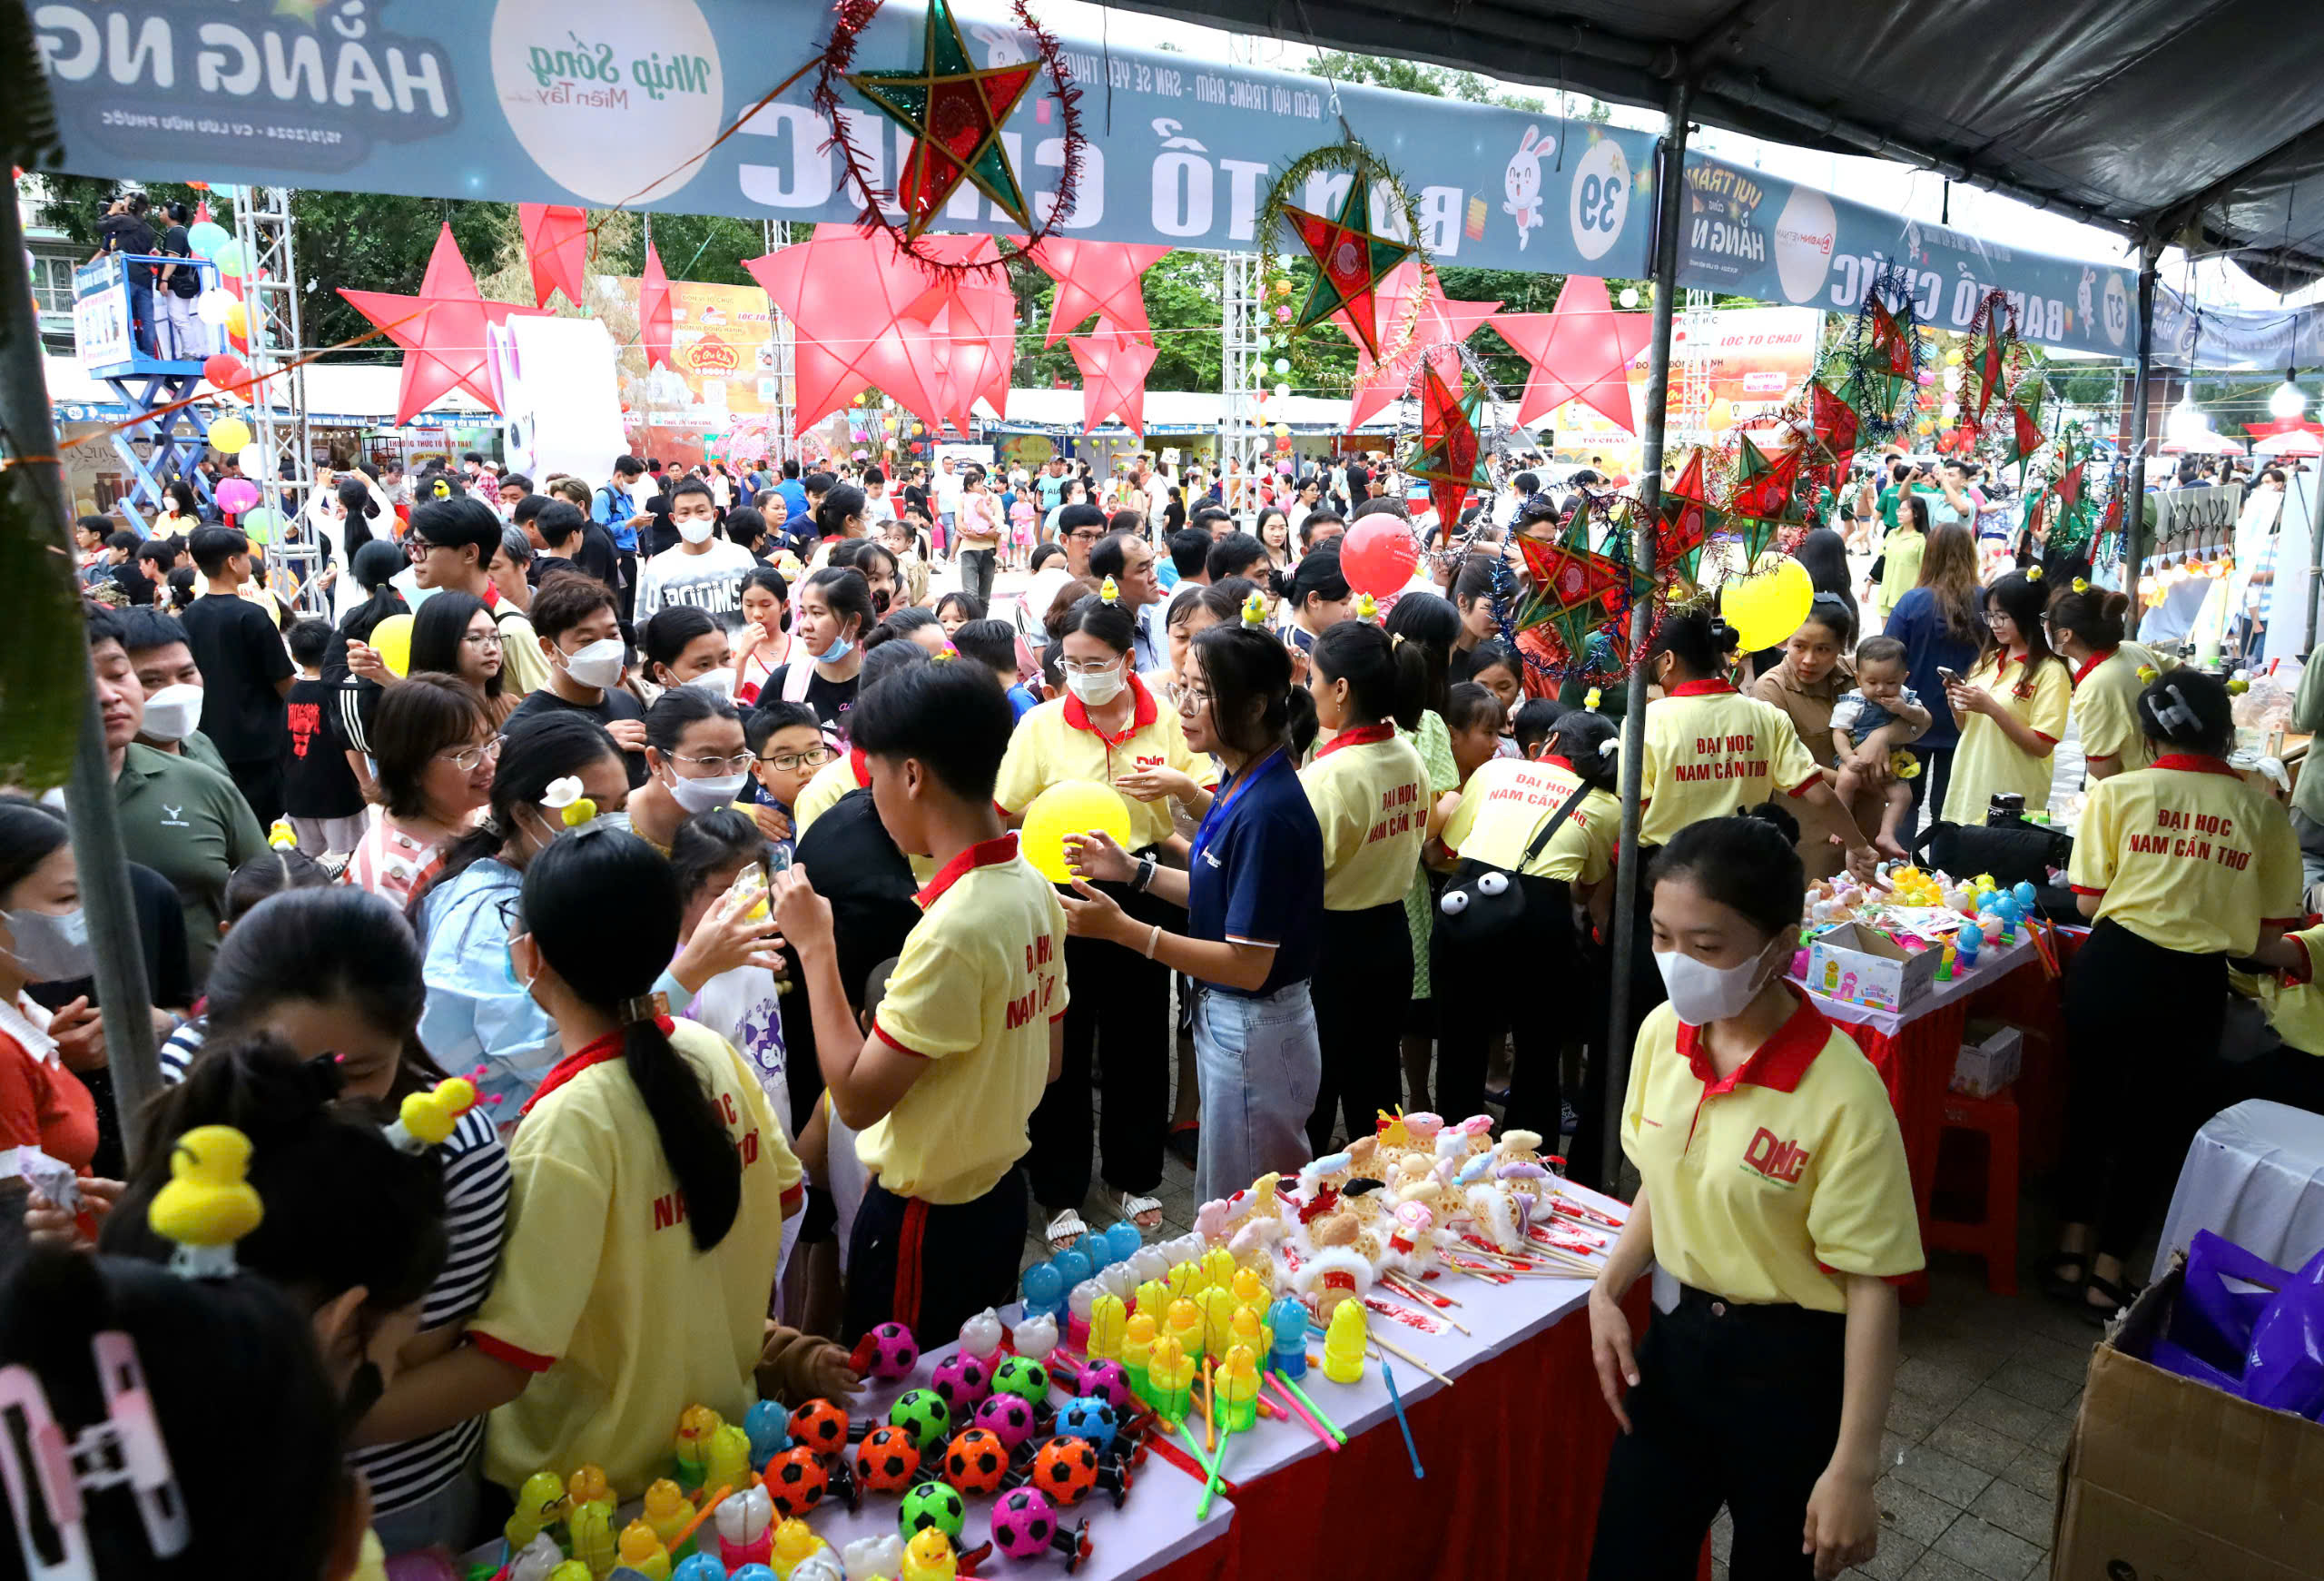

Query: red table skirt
1144,1285,1704,1581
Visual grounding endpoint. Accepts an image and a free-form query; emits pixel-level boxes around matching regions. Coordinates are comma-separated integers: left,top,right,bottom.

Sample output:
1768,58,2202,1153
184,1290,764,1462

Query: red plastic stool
1925,1086,2019,1295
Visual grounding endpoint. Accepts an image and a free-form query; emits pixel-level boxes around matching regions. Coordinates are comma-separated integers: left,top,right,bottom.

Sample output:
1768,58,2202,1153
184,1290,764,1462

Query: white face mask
1654,939,1784,1028
667,769,749,815
1065,662,1126,707
676,515,717,545
560,637,625,691
686,667,736,700
139,683,204,744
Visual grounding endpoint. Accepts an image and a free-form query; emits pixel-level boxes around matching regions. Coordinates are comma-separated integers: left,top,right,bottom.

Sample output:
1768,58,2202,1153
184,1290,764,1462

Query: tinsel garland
1828,262,1931,447
1256,139,1436,374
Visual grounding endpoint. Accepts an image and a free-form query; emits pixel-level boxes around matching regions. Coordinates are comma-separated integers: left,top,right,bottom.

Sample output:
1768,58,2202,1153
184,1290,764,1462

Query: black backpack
1436,780,1593,944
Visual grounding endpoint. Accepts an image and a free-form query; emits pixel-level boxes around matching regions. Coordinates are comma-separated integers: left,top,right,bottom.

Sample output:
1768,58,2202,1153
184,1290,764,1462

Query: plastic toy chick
505,1470,571,1551
1242,588,1270,627
1216,1344,1261,1431
149,1124,263,1280
1228,1265,1268,1308
1132,1277,1168,1319
1268,1297,1311,1379
901,1528,959,1581
1087,1292,1128,1360
566,1497,617,1578
843,1535,905,1581
1199,1246,1237,1292
619,1521,674,1581
704,1422,754,1497
770,1516,827,1579
1120,1311,1157,1401
1162,1297,1205,1359
1227,1301,1271,1366
675,1404,724,1490
567,1464,612,1510
1147,1332,1194,1421
1322,1299,1368,1385
1354,591,1380,622
1099,575,1121,604
643,1478,695,1551
743,1399,790,1472
384,1075,480,1153
544,1563,593,1581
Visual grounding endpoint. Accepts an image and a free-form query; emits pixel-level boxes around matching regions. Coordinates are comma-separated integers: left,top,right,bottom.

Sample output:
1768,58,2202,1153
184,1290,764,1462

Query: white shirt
862,489,897,525
932,469,964,511
635,539,757,625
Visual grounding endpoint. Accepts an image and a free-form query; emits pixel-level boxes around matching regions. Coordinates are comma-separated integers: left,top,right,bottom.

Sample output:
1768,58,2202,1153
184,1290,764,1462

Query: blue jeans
1192,980,1319,1204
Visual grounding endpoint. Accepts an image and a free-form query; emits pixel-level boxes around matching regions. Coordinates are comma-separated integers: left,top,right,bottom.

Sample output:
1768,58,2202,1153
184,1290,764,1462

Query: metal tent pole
2123,252,2159,627
1603,79,1693,1176
0,192,161,1159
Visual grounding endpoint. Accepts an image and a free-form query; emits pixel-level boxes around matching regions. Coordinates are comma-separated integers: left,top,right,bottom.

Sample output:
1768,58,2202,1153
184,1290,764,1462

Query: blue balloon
1074,1230,1110,1270
2012,880,2037,909
743,1398,789,1469
1020,1262,1065,1314
673,1556,728,1581
1050,1248,1093,1290
186,221,231,259
1104,1220,1143,1264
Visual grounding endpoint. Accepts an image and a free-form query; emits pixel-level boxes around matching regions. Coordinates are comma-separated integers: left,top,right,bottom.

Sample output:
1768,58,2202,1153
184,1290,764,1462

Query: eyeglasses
405,537,446,560
671,751,757,776
1179,685,1213,715
759,746,835,774
461,630,504,649
1059,657,1124,677
1067,529,1105,542
437,736,503,773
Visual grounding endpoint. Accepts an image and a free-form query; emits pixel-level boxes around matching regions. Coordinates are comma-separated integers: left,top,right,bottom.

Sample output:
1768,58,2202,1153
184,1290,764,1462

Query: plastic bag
2150,1229,2324,1420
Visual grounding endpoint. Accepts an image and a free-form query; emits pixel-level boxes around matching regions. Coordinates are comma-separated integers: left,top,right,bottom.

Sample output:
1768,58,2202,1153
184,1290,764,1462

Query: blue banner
1674,153,2142,358
31,0,1658,277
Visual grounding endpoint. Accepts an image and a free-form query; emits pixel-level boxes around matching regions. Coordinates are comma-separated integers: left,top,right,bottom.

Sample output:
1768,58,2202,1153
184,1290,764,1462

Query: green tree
1307,51,1543,113
1009,250,1222,392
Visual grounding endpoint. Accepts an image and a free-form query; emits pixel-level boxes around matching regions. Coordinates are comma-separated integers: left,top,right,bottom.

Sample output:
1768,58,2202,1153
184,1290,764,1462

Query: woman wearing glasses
1939,570,2072,825
996,589,1213,1243
348,674,497,909
625,687,751,855
409,591,517,726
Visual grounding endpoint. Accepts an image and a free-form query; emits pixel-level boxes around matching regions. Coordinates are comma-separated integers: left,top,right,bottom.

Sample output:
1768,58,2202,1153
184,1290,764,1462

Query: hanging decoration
1018,239,1172,346
745,224,952,433
1339,260,1503,431
1404,359,1493,530
637,240,677,371
812,0,1086,272
1486,275,1653,433
1068,327,1158,437
1824,262,1930,445
1722,432,1810,561
1962,289,2024,430
1654,449,1724,592
918,234,1016,434
517,203,591,310
1279,172,1416,358
338,223,545,426
1257,138,1437,369
1502,510,1637,687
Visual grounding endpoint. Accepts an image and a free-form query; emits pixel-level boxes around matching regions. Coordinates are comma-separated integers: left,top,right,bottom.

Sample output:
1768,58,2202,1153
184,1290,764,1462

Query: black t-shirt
99,213,157,283
181,594,293,762
764,665,859,738
505,685,650,788
158,225,201,297
281,677,366,818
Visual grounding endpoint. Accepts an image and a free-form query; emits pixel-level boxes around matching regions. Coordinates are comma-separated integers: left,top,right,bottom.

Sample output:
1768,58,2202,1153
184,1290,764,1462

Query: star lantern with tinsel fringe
1724,436,1808,560
1017,238,1172,346
637,240,676,372
1514,516,1630,664
1808,381,1860,475
1487,276,1652,433
1655,450,1724,588
1868,294,1914,411
845,0,1041,240
1279,174,1416,359
1405,360,1493,529
1068,327,1158,437
338,223,546,426
744,225,951,433
1337,260,1503,430
517,203,591,310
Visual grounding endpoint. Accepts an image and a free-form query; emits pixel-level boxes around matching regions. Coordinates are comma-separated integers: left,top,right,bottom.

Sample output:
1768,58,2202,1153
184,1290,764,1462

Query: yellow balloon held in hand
1019,780,1134,885
1721,559,1815,652
367,613,415,678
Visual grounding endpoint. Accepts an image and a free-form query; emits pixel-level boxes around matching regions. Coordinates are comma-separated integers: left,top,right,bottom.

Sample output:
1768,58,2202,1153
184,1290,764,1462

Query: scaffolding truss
231,185,320,611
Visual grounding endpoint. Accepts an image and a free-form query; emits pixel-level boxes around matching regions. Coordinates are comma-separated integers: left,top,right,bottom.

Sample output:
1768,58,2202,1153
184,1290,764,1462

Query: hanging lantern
1274,382,1290,399
1273,422,1290,438
1273,358,1289,374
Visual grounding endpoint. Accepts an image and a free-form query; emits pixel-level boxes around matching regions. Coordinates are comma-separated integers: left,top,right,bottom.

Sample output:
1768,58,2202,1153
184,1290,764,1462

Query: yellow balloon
1019,780,1135,885
368,613,415,679
206,416,252,455
224,302,248,339
1722,559,1816,652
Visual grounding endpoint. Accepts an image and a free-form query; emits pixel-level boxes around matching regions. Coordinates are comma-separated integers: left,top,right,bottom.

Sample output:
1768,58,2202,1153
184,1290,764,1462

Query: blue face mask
812,632,855,665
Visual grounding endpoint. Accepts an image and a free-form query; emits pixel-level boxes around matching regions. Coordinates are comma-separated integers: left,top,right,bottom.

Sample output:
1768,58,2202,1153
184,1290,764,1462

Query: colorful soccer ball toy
990,1487,1059,1560
1076,1359,1135,1414
899,1479,965,1542
1054,1397,1118,1452
887,1388,951,1452
854,1426,921,1494
990,1355,1048,1407
766,1446,829,1517
1033,1437,1100,1507
931,1352,993,1414
788,1398,850,1458
851,1320,921,1381
973,1392,1037,1451
941,1428,1009,1495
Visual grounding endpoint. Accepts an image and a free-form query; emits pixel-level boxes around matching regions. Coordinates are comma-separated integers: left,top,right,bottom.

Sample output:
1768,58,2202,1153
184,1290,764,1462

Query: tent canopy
1111,0,2324,287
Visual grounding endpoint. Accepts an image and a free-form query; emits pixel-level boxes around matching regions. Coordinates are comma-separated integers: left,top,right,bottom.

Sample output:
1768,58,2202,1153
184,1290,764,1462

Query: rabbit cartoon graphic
970,23,1030,67
1504,125,1551,251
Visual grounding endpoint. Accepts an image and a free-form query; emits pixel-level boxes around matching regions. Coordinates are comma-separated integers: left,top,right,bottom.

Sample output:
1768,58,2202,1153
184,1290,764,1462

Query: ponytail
1312,619,1428,733
521,829,742,1250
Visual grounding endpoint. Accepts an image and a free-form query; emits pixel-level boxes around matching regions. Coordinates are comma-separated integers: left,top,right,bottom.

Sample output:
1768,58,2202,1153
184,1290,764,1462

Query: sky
1027,0,2322,317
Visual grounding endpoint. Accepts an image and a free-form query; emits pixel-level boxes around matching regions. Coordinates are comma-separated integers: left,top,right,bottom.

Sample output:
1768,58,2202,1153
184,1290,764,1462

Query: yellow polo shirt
1940,652,2073,822
1298,725,1429,910
1876,527,1924,618
795,748,932,882
860,834,1068,1204
2066,755,2303,955
2069,643,2158,775
2240,923,2324,1056
1441,755,1618,884
1623,990,1922,1312
995,675,1210,854
471,1017,803,1497
1639,681,1822,848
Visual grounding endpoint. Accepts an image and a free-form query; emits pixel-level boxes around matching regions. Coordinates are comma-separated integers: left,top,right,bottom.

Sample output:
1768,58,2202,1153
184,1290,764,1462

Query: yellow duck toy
704,1421,754,1497
566,1497,617,1578
900,1529,958,1581
617,1521,673,1581
385,1075,480,1153
149,1125,263,1280
566,1464,612,1510
1241,589,1269,627
642,1477,694,1550
504,1470,571,1552
772,1517,829,1579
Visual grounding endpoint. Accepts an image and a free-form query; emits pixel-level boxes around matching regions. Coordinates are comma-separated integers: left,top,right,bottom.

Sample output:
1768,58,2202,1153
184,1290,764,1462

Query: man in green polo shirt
87,608,266,983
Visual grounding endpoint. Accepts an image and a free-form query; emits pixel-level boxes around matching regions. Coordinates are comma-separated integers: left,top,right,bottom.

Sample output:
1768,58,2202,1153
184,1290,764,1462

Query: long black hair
408,589,502,705
1313,619,1429,733
340,539,409,643
1651,605,1740,681
336,475,377,556
1382,590,1458,720
1975,570,2064,686
417,712,624,914
521,830,743,1250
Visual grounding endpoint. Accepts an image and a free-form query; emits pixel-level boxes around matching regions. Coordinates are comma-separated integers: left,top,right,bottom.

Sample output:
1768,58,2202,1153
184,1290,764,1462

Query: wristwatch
1132,854,1157,893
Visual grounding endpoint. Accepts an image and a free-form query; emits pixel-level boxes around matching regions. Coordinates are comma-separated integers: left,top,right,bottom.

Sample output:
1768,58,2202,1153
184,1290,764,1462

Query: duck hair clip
1354,593,1380,623
0,1332,189,1577
1098,576,1121,605
2136,663,2162,685
384,1071,495,1153
264,819,298,853
2072,577,2090,594
2024,564,2044,582
148,1125,262,1282
540,776,597,830
1241,589,1270,628
930,644,959,663
1583,687,1602,712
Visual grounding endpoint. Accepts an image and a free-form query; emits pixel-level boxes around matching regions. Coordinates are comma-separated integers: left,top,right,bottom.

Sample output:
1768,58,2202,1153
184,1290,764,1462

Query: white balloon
195,289,235,327
237,445,265,473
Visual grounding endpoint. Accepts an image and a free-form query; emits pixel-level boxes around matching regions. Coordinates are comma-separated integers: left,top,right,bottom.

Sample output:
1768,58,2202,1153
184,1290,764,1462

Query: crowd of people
10,426,2324,1580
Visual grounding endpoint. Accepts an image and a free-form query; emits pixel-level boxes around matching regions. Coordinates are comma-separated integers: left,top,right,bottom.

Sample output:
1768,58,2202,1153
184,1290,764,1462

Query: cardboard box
1950,1023,2024,1097
1803,922,1943,1013
2053,1264,2324,1581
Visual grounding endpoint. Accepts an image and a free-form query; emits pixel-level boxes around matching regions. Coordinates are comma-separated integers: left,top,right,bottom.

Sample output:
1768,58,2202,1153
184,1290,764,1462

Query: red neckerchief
521,1015,675,1115
1315,722,1395,759
2150,753,2243,779
849,746,869,787
2072,647,2119,686
915,832,1021,908
1061,670,1158,746
1667,678,1736,697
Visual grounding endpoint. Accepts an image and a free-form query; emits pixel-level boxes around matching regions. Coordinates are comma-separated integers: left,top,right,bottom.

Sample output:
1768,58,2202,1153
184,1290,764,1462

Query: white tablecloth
1795,934,2040,1041
2157,1099,2324,1270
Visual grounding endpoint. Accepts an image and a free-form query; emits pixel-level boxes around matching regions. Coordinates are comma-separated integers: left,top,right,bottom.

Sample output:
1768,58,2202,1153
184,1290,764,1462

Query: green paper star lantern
848,0,1041,239
1280,173,1416,359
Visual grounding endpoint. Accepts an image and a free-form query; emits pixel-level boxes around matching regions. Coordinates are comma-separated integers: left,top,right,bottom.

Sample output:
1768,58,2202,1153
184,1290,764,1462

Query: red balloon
1340,518,1419,597
202,354,247,390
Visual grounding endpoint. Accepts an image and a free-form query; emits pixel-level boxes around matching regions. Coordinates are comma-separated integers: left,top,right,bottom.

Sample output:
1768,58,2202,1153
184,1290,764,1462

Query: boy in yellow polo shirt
775,657,1067,1344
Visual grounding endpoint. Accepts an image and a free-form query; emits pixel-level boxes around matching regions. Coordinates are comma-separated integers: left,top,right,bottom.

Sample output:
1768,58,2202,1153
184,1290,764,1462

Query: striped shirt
159,1018,511,1515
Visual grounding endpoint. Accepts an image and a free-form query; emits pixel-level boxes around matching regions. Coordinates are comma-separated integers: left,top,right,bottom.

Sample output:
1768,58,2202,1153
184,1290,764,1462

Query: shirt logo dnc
1741,1126,1809,1185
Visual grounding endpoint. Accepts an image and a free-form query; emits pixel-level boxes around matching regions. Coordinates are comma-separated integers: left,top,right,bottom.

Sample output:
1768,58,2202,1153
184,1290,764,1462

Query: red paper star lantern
1406,360,1492,529
1018,238,1172,347
517,203,590,310
638,240,676,372
845,0,1039,239
1280,174,1416,359
338,223,543,425
1336,260,1503,430
1069,327,1158,437
745,225,950,433
1488,276,1651,433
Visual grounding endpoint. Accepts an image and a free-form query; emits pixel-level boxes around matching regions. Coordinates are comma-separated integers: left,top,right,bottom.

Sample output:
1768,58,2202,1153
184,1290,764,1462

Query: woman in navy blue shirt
1061,618,1324,1205
1881,520,1983,821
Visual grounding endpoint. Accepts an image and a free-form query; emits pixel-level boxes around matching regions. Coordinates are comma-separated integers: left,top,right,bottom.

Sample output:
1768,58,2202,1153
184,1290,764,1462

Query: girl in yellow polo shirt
2046,584,2156,781
2053,670,2302,1319
1940,571,2071,822
1590,805,1919,1581
995,590,1209,1241
1299,619,1431,1151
